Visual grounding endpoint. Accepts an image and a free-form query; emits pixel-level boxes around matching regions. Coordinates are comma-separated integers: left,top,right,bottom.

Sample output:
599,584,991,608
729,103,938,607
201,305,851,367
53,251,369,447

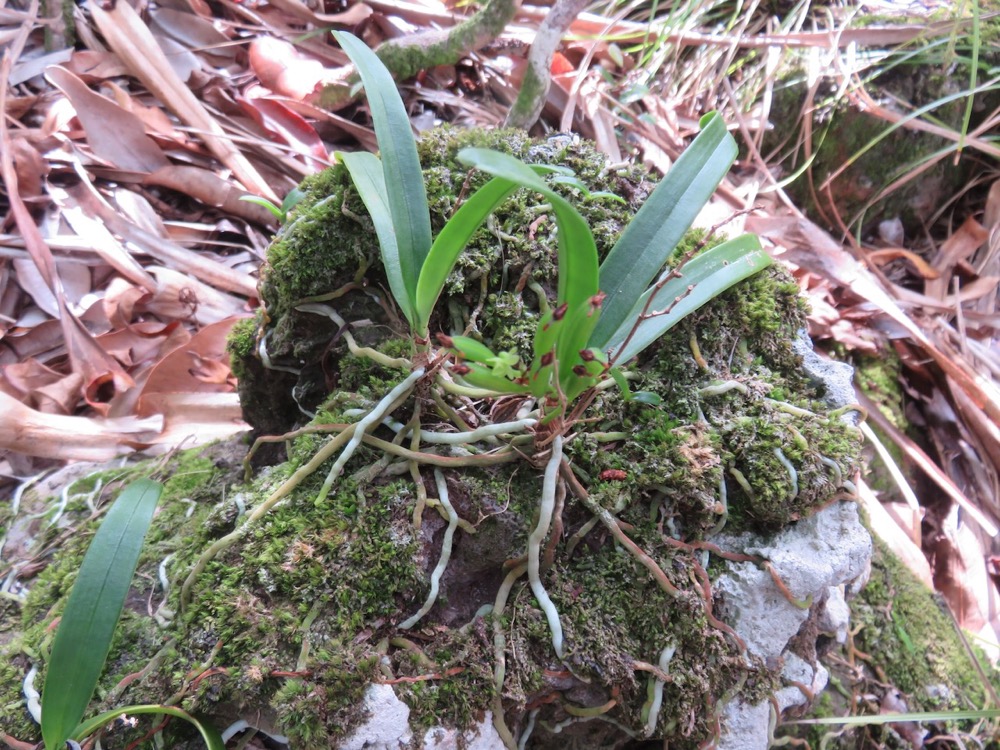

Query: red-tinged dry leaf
105,81,180,138
142,165,279,226
90,0,278,201
142,266,247,325
867,247,941,279
249,37,338,101
550,51,574,75
926,216,990,300
137,316,244,405
45,65,171,173
103,276,152,327
0,389,162,461
1,88,135,406
930,507,996,641
240,86,330,165
187,351,236,386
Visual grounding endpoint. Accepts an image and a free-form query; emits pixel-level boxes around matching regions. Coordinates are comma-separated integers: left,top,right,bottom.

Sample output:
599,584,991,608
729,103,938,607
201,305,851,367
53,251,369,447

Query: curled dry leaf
0,389,162,461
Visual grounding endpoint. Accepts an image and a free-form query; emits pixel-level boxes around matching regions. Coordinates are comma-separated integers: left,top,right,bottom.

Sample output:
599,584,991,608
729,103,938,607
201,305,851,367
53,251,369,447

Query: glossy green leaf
238,195,283,221
447,334,501,365
453,361,530,394
334,31,432,317
338,150,414,325
71,704,224,749
457,148,599,315
592,112,737,349
414,177,521,334
41,479,162,750
605,235,771,364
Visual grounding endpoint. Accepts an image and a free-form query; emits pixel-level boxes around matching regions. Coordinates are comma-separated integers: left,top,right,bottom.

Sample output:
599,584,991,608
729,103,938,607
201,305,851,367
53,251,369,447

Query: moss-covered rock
0,127,867,750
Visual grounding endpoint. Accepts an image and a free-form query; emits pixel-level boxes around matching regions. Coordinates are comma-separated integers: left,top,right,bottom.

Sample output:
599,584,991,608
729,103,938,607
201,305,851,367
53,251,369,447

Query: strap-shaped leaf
339,150,414,325
414,176,521,334
71,705,224,750
41,479,162,750
334,31,432,318
605,235,771,364
591,113,737,349
457,148,598,315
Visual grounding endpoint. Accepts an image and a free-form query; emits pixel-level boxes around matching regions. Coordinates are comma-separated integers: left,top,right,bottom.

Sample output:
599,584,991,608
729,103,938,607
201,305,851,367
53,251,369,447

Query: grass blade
71,705,225,749
606,235,771,364
456,148,598,314
334,31,431,314
339,150,413,325
41,479,162,750
592,112,737,349
414,176,520,334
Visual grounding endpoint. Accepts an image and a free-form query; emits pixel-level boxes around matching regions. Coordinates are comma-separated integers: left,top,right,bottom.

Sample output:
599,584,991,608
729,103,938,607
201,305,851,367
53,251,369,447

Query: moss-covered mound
1,127,864,749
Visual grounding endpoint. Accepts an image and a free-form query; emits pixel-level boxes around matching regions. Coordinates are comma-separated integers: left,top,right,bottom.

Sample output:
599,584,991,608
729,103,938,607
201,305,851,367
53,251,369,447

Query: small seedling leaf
71,704,224,749
41,479,162,750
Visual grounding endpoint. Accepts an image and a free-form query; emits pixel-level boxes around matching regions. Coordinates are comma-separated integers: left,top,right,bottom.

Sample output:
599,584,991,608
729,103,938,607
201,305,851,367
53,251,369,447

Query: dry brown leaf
148,6,235,62
90,0,278,201
45,65,171,173
143,165,279,226
65,48,131,79
142,265,247,326
926,216,990,300
0,389,162,461
749,213,1000,436
65,176,258,297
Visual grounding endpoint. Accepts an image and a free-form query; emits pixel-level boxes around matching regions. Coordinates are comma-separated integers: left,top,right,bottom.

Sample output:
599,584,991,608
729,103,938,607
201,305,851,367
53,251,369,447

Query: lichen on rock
1,127,871,750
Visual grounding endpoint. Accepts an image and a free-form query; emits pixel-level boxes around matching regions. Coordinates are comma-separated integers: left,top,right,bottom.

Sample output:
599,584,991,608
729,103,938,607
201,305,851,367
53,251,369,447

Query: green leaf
71,704,224,749
41,479,163,750
238,195,283,221
446,334,501,365
592,112,737,349
452,361,530,394
457,148,599,315
414,177,521,334
334,31,432,319
604,235,771,364
339,150,414,325
556,293,604,395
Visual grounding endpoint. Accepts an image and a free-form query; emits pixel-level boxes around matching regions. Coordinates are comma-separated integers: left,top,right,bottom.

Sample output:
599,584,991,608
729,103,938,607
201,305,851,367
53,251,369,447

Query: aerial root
399,469,460,630
561,461,680,598
640,643,676,737
181,370,423,611
528,434,566,658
